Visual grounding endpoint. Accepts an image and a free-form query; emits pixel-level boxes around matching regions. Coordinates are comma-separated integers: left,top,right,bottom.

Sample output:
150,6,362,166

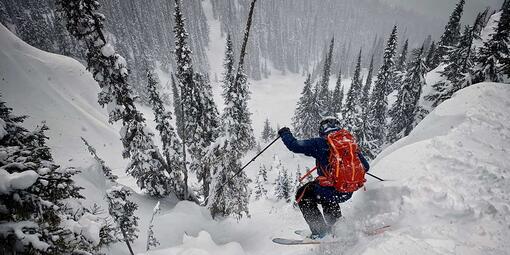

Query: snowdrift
0,24,125,170
347,83,510,254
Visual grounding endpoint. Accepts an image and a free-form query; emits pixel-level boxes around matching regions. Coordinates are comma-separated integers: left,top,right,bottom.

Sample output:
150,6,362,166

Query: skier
278,117,370,239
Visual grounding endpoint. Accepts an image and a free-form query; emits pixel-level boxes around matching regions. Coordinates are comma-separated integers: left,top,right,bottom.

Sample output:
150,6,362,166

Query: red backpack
302,129,366,193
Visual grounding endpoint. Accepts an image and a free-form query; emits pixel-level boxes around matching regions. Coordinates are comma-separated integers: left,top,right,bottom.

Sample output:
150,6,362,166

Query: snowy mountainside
2,11,510,255
0,24,126,171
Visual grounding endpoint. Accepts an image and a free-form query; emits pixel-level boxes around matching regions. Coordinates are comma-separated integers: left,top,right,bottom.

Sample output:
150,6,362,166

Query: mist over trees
1,0,444,94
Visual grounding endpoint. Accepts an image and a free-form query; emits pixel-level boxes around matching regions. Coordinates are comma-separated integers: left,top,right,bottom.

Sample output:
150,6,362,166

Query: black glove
278,127,290,137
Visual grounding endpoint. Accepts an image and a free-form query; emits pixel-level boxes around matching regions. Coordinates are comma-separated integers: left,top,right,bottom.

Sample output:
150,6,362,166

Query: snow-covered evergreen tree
274,161,292,202
425,41,438,71
388,46,427,143
292,166,303,194
224,62,256,153
172,0,196,200
261,118,276,142
221,34,236,100
171,74,184,140
206,139,251,219
317,37,335,116
146,201,161,251
396,39,409,73
172,0,221,201
81,137,118,183
189,73,221,202
0,99,100,254
435,0,465,66
427,10,488,108
365,25,399,157
57,0,170,198
361,55,375,110
106,185,139,255
342,49,363,134
206,2,258,217
224,0,258,153
292,74,321,138
259,164,269,182
146,69,186,198
330,70,344,116
392,39,409,93
474,0,510,82
81,137,139,254
357,55,375,156
253,173,268,200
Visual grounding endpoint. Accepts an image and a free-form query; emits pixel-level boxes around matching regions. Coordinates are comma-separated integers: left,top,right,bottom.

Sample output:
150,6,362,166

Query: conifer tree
292,166,302,194
292,74,321,138
206,1,258,218
259,164,269,182
222,34,236,99
361,55,375,110
106,186,139,255
474,0,510,82
388,46,427,143
172,0,196,199
254,173,268,200
274,162,291,202
57,0,171,198
342,49,363,134
392,39,409,92
317,37,335,116
435,0,465,65
425,41,437,70
226,0,258,153
330,70,344,116
146,201,161,251
0,99,100,254
172,0,220,201
427,11,487,108
261,118,275,142
396,39,409,72
81,137,138,255
207,140,251,219
146,69,186,198
171,74,184,139
81,137,118,183
189,73,221,201
365,25,399,157
357,55,375,156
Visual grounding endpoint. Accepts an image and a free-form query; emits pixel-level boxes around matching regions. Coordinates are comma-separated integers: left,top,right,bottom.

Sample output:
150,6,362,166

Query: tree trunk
121,229,135,255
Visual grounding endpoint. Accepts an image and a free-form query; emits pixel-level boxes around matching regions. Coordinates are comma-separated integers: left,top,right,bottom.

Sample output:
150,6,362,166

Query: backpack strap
298,166,318,182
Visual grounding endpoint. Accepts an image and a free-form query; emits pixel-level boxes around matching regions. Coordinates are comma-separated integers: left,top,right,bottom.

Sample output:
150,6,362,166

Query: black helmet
319,116,341,136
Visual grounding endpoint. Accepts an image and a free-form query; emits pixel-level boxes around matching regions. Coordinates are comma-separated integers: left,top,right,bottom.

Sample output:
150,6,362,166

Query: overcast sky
381,0,504,24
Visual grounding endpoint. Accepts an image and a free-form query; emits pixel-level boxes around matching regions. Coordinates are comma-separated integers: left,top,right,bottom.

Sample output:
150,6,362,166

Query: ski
273,225,391,245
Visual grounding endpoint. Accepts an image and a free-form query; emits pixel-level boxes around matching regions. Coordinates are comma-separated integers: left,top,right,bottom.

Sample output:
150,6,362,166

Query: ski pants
295,181,352,236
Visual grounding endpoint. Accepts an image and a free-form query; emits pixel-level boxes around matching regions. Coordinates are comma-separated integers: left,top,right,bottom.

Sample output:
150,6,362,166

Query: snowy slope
0,24,126,171
0,23,182,254
351,83,510,254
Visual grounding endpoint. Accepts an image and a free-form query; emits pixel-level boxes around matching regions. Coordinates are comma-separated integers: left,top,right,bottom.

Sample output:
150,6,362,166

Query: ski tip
272,237,322,245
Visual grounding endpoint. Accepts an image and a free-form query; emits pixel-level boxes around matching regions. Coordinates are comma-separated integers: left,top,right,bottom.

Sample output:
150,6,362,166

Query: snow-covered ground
2,6,510,255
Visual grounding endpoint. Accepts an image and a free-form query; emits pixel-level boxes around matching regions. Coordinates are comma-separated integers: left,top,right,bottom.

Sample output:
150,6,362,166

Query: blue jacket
280,129,370,203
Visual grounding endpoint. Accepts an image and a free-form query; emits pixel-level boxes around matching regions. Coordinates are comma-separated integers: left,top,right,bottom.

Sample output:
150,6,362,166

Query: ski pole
204,135,281,204
367,172,385,181
230,135,281,181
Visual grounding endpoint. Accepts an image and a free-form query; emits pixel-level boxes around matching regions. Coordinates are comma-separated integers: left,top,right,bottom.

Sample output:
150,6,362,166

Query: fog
381,0,504,24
